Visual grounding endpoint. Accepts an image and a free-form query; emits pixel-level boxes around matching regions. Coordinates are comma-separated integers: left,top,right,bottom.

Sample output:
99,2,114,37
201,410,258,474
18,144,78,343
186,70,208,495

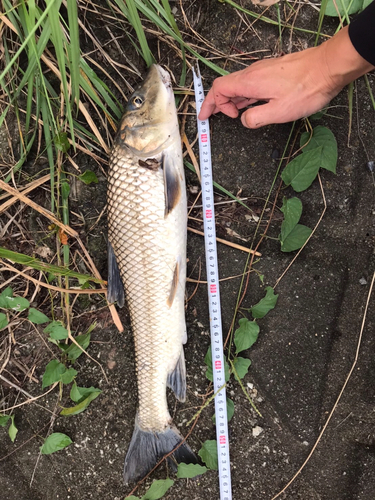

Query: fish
106,64,196,483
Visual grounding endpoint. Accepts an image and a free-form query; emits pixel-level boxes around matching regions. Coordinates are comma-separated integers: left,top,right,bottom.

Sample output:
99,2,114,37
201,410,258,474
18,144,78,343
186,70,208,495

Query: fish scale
108,148,182,430
106,65,195,483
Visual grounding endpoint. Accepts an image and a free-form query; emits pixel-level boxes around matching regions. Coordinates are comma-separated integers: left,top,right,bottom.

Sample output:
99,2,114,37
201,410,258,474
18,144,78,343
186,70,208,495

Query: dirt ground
1,1,375,499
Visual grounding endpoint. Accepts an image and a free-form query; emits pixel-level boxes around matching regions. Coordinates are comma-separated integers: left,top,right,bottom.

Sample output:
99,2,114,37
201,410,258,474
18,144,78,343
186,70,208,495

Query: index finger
198,85,240,120
198,87,219,120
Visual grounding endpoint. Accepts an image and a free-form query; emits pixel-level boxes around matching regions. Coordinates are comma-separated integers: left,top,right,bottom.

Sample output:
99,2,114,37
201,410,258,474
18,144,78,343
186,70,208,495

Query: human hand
198,27,374,128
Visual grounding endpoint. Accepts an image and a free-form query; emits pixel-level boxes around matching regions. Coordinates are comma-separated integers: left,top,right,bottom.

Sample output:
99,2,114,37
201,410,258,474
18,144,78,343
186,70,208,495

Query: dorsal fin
163,152,181,216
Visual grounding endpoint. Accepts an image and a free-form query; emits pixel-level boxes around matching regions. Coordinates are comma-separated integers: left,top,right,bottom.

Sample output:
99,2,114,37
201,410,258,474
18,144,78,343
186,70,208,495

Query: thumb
241,102,280,129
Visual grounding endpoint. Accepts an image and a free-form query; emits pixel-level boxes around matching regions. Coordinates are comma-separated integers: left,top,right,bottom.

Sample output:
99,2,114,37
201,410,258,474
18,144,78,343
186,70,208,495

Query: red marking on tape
201,133,208,142
210,284,217,293
206,209,212,219
220,436,226,445
215,360,221,370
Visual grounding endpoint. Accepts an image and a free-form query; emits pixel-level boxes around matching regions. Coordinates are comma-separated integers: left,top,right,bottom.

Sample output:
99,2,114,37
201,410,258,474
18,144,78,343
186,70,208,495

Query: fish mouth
154,65,172,90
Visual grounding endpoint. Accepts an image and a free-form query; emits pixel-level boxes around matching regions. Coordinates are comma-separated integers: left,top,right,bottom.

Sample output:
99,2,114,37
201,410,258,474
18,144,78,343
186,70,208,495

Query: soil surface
1,2,375,500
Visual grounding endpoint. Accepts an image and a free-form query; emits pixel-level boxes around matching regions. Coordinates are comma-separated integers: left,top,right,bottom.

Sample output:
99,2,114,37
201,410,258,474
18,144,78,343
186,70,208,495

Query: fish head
116,65,178,155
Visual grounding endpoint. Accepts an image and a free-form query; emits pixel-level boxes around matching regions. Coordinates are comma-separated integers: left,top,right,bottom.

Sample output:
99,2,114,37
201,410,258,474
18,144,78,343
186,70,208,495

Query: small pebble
271,149,279,160
252,426,263,437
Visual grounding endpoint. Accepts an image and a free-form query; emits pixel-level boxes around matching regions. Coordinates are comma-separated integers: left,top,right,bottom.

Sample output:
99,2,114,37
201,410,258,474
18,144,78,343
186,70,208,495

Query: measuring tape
193,65,232,500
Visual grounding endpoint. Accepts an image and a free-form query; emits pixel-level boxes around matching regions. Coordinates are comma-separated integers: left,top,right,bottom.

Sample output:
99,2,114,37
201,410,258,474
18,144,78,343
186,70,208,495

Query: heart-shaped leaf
300,125,337,173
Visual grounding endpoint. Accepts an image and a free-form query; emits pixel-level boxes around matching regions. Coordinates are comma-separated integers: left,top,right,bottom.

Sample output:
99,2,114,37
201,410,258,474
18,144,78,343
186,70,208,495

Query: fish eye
132,96,144,107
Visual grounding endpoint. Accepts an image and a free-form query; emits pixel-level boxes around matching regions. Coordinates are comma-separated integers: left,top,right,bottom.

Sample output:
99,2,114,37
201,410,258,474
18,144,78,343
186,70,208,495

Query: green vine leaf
177,463,208,479
198,440,218,470
300,125,337,173
280,224,312,252
79,170,98,185
204,346,230,382
0,312,8,329
234,318,259,354
0,415,11,426
280,197,302,241
309,109,327,120
42,360,66,388
1,294,30,312
141,479,174,499
61,180,70,199
226,397,235,422
212,397,235,423
70,382,101,403
61,385,101,416
44,321,69,341
60,367,78,385
54,132,70,153
281,147,321,192
63,332,90,361
280,198,312,252
250,286,278,319
232,356,251,380
0,287,13,308
42,360,67,388
0,414,17,441
323,0,364,17
40,433,72,454
28,308,50,325
8,415,18,442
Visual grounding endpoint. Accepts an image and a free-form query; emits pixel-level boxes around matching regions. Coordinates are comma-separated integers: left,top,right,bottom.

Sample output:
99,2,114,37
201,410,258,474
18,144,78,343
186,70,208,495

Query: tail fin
124,417,196,484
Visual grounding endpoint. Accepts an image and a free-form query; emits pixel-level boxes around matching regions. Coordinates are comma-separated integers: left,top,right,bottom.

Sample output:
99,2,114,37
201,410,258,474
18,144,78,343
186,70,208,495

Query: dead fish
107,64,195,483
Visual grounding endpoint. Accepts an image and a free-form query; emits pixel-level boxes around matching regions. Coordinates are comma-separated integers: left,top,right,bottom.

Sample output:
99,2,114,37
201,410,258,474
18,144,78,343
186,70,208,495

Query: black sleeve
348,1,375,66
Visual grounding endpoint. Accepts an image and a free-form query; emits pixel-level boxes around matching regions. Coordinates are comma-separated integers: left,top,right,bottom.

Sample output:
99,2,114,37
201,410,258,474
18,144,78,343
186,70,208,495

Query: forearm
321,26,375,92
349,0,375,67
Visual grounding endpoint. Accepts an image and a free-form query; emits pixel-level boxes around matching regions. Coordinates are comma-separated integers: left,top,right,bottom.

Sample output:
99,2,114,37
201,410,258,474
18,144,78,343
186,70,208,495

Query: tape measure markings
193,65,233,500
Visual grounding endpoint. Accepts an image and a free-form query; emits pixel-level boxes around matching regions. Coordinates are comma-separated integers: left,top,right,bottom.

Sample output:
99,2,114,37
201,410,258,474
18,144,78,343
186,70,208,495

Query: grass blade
46,0,76,147
66,0,80,108
126,0,154,66
0,0,58,84
0,248,104,284
40,94,57,212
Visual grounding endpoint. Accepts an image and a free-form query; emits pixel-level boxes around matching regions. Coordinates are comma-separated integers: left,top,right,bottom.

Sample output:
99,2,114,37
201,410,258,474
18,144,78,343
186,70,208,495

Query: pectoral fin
163,152,181,216
107,241,125,308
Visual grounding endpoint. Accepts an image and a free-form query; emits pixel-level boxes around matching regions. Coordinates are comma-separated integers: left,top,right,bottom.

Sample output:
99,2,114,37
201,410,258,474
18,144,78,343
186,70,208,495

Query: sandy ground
1,2,375,499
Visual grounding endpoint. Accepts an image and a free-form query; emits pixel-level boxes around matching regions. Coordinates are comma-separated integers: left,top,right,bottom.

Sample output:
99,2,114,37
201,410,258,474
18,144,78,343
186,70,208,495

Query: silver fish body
107,65,195,483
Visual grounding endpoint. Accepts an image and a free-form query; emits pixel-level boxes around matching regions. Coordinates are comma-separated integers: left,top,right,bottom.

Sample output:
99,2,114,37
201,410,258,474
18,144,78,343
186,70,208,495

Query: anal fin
107,241,125,308
167,349,186,402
